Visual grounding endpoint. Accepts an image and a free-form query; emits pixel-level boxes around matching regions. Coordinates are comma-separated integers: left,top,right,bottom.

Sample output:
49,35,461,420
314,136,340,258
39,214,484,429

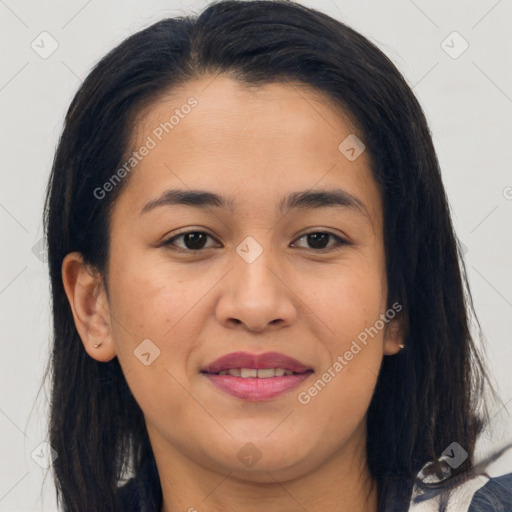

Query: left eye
292,232,348,251
162,231,348,252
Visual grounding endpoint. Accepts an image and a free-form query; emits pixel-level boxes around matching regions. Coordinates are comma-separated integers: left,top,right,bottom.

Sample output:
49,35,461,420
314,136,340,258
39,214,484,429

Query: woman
43,1,511,510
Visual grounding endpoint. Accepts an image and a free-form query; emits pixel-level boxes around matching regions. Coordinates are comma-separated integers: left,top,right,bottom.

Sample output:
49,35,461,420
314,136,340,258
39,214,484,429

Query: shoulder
409,472,512,512
467,472,512,512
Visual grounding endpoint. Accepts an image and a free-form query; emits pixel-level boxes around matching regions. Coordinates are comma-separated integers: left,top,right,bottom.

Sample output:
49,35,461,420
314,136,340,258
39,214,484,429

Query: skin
62,75,404,512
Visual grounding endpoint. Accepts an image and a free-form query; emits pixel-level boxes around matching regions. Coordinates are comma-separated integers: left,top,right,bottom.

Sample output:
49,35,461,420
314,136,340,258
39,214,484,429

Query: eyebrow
139,188,370,220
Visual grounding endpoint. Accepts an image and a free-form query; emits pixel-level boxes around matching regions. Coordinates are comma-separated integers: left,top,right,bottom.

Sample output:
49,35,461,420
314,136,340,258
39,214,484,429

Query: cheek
294,258,387,341
296,361,380,463
108,253,191,335
296,307,384,453
294,259,386,403
107,262,199,423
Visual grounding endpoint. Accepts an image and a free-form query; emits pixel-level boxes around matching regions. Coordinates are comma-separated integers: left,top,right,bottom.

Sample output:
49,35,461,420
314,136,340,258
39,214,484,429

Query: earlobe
61,252,117,362
383,316,405,356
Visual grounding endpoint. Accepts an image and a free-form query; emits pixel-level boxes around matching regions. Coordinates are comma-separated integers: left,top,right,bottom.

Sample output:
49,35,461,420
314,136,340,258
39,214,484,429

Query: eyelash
162,230,350,253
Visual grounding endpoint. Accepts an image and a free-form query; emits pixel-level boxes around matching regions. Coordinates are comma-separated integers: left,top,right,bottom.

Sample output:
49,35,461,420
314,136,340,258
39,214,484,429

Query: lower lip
203,372,313,401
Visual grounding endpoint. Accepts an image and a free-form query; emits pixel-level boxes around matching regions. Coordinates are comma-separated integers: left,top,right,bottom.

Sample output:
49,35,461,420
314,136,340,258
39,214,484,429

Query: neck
152,427,378,512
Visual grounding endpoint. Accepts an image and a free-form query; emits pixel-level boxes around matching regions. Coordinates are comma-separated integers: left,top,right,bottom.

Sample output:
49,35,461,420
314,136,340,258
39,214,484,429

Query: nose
215,240,297,333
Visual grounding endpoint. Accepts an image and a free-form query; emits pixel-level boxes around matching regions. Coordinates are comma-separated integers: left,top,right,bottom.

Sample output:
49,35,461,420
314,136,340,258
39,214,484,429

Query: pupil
185,232,206,250
308,233,328,249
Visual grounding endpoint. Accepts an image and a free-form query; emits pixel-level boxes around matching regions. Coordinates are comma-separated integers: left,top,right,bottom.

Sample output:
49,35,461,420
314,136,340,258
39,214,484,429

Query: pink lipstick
201,351,313,401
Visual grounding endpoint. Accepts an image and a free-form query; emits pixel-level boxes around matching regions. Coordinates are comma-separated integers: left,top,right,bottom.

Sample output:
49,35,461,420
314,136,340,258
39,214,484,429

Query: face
63,75,403,483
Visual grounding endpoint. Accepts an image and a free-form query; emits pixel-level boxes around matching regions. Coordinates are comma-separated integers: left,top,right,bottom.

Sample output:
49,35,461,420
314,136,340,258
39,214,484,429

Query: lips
200,351,313,375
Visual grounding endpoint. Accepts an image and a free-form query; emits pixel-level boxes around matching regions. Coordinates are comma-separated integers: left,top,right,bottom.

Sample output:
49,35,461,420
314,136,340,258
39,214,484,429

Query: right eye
162,231,220,252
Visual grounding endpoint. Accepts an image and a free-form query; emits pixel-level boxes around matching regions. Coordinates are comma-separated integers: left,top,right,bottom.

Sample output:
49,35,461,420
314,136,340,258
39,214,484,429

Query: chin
206,437,320,482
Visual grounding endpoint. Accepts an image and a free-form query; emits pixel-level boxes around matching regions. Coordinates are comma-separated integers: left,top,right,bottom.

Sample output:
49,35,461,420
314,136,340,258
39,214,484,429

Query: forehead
117,75,381,225
135,75,362,155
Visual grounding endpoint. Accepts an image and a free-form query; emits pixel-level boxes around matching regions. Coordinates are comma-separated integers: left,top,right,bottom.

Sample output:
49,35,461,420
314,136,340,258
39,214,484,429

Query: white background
1,1,511,510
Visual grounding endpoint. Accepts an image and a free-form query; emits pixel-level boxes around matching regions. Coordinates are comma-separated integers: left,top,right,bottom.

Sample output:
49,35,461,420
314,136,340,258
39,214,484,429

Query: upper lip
201,351,313,374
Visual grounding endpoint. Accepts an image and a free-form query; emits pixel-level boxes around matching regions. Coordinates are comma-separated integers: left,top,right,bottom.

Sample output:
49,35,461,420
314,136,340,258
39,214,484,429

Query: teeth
240,368,258,378
257,368,275,379
216,368,295,378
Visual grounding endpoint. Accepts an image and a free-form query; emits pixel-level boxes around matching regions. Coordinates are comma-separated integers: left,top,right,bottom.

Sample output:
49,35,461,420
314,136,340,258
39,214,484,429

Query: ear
61,252,117,362
383,313,405,356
